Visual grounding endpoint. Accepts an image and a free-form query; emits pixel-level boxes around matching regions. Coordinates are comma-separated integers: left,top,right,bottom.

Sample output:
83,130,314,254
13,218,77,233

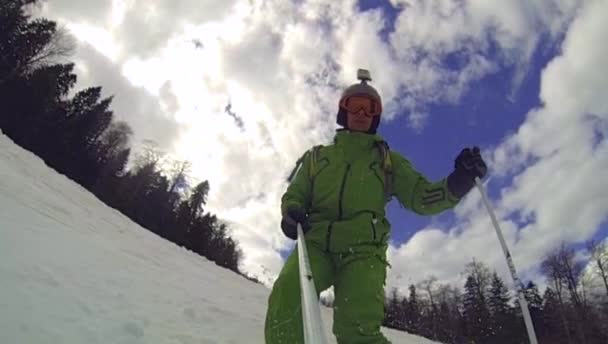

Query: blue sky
367,0,607,286
38,0,608,289
376,0,539,243
378,0,607,280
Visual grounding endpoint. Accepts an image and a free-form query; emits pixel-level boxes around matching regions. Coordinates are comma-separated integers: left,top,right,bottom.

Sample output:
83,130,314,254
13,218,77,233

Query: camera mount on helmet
357,69,372,84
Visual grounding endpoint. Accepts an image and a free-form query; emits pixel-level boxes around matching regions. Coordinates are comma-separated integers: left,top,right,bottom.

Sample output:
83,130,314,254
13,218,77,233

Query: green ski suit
265,130,461,343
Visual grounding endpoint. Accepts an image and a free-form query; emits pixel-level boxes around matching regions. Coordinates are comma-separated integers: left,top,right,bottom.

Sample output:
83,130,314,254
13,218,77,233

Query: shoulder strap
286,156,304,182
286,145,324,183
376,141,393,201
308,145,323,179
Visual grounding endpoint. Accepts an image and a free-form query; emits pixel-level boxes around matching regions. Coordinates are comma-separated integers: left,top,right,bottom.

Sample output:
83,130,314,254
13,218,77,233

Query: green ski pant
264,240,391,344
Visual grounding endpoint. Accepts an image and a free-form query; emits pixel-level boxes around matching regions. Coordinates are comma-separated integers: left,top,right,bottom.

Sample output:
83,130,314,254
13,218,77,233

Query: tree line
380,241,608,344
0,0,243,275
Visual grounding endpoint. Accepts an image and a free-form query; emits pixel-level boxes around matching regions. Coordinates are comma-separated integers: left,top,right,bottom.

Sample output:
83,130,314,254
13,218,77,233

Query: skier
264,69,487,343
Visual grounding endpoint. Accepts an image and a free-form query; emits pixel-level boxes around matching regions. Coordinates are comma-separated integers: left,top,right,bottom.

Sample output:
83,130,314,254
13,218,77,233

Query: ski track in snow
0,130,439,344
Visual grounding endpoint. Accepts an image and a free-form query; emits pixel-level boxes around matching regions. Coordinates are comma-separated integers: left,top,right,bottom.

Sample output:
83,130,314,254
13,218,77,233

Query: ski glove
280,207,311,240
447,147,487,199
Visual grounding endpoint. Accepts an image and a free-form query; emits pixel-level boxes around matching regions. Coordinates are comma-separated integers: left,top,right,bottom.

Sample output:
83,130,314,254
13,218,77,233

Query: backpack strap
289,142,392,202
308,145,323,179
375,141,393,202
286,145,324,183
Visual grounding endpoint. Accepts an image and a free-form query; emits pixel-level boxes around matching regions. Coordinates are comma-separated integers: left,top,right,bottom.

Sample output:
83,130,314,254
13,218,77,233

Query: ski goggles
339,95,382,117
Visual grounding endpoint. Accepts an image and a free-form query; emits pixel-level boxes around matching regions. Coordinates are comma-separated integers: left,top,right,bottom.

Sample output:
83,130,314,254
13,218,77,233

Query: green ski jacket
282,130,460,253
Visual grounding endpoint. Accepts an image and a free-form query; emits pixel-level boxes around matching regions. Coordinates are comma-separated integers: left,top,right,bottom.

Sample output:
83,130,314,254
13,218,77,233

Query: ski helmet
337,69,383,134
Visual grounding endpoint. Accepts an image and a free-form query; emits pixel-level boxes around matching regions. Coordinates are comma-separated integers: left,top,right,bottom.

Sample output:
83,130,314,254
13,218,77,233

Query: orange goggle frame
339,95,382,117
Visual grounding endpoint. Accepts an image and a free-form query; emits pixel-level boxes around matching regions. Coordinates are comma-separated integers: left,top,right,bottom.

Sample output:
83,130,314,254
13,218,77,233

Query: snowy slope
0,130,439,344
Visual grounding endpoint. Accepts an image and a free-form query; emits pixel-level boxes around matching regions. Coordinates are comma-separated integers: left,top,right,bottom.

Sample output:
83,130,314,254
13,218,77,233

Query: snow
0,130,439,344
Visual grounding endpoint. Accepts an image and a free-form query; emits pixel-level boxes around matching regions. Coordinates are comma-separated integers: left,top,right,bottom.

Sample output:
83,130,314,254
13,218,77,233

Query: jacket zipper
326,164,351,252
325,222,334,252
338,164,351,220
371,215,378,241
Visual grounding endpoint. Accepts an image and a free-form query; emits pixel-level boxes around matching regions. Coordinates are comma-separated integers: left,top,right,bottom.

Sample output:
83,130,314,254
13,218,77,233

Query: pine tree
65,87,114,149
0,0,72,84
418,276,439,340
463,262,492,343
542,287,567,343
404,284,421,334
0,0,75,149
487,272,520,343
524,281,544,338
384,288,401,328
7,63,77,148
436,284,465,343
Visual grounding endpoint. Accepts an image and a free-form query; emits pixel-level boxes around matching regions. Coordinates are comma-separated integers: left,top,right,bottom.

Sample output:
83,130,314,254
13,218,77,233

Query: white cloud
41,0,237,57
387,0,608,291
66,23,121,61
386,0,583,125
68,43,184,151
34,0,605,291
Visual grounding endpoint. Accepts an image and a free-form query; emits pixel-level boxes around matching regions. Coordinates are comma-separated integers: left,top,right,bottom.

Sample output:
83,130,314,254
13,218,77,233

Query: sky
33,0,608,294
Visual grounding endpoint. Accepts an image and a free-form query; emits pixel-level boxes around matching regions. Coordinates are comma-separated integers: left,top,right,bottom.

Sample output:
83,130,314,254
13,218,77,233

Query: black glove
447,147,487,199
280,207,311,240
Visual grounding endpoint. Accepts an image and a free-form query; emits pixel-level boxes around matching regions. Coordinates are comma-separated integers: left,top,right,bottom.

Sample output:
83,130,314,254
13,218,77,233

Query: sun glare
67,23,121,61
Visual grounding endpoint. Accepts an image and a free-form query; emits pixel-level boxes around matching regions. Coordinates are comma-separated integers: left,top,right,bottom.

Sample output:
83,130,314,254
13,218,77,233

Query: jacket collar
333,129,384,160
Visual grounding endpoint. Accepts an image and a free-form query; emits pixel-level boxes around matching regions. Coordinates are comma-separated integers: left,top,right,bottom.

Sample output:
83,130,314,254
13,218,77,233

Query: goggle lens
340,96,381,117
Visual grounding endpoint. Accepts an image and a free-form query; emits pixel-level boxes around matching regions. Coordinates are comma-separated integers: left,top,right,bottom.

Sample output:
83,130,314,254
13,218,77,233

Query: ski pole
474,177,538,344
297,223,328,344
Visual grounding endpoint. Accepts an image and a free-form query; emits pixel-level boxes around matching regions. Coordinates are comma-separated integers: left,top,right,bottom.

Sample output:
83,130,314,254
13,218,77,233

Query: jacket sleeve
390,151,460,215
281,149,313,215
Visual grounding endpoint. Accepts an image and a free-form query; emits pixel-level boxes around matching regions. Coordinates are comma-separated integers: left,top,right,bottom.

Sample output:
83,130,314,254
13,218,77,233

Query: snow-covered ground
0,130,438,344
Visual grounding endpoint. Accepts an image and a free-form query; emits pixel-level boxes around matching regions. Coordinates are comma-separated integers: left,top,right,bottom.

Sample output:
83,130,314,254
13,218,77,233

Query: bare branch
28,24,75,69
587,239,608,297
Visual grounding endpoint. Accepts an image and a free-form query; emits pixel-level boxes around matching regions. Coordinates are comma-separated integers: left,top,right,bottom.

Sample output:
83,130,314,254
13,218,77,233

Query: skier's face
347,109,374,132
344,96,377,132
